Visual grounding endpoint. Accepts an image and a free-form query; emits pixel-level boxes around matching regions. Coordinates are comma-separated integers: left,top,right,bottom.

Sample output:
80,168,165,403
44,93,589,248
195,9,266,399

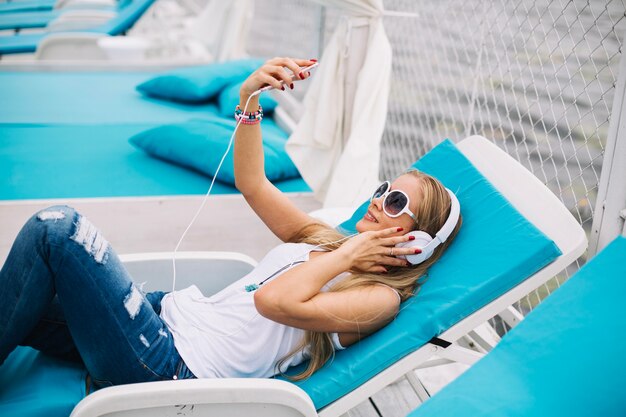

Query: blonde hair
277,171,463,380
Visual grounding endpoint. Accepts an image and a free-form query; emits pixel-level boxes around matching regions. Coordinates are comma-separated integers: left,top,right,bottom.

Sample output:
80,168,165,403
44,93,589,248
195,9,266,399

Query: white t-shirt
159,242,347,379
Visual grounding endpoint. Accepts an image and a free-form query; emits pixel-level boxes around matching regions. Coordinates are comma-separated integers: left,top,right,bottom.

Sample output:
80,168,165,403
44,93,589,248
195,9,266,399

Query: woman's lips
364,210,379,223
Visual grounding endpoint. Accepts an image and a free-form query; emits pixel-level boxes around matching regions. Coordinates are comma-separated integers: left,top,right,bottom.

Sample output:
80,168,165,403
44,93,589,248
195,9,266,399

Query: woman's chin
355,218,377,233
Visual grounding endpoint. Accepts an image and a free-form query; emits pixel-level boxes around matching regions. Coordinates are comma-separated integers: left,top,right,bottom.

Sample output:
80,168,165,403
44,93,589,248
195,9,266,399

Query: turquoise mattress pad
286,139,562,409
0,70,310,199
0,10,64,30
0,71,220,125
0,122,308,200
0,140,561,416
0,0,56,14
408,236,626,417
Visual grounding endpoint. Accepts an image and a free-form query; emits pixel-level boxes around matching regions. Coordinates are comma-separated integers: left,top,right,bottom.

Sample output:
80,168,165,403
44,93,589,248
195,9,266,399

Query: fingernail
299,72,304,79
382,269,388,274
290,83,294,89
310,58,317,62
307,71,311,77
408,235,415,241
281,86,285,91
397,227,404,232
415,249,422,254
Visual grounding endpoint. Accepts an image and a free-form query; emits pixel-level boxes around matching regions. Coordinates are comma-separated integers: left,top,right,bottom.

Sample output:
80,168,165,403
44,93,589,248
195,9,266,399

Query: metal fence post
589,30,626,254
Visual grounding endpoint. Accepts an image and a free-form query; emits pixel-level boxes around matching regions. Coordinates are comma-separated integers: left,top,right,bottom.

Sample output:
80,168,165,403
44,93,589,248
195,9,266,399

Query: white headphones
395,188,461,265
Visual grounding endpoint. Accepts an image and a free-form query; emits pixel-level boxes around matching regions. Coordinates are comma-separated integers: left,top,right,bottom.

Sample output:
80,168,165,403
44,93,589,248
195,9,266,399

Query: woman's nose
371,195,384,211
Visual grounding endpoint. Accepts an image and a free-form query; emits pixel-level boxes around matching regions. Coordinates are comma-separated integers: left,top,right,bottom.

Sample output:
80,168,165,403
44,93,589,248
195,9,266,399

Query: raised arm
234,57,323,242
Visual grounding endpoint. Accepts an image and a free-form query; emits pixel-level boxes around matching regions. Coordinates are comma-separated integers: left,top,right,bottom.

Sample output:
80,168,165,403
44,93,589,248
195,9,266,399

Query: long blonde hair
277,171,463,380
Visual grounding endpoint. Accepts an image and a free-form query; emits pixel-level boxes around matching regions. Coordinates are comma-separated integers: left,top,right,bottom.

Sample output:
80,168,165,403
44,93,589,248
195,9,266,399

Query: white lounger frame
70,136,587,417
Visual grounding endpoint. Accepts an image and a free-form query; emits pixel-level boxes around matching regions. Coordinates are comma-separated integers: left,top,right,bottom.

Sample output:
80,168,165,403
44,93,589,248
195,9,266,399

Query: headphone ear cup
395,231,433,265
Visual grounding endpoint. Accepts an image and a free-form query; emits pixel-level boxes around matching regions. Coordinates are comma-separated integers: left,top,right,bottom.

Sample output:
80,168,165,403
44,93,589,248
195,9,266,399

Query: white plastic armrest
71,378,317,417
55,0,116,10
119,251,258,295
47,12,114,31
52,9,117,20
35,33,110,60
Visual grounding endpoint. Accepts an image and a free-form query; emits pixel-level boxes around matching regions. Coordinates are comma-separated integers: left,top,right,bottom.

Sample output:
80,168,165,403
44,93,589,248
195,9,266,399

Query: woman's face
355,174,422,236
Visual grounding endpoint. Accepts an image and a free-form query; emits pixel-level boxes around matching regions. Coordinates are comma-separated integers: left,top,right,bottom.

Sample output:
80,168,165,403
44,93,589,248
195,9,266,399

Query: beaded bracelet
234,105,263,125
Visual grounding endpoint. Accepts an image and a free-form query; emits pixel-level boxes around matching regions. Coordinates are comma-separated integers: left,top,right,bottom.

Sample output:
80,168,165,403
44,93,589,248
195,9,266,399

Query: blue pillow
136,59,263,103
283,139,562,410
129,117,300,185
218,81,279,117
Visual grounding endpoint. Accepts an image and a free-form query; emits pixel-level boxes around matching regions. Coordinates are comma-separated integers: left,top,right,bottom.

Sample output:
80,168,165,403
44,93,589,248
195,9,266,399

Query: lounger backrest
284,137,582,411
91,0,155,35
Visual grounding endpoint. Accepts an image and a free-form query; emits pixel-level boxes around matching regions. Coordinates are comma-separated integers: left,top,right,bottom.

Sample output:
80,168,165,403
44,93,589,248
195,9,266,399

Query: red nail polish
307,71,311,76
310,58,317,62
281,86,285,91
408,235,415,241
414,249,422,254
290,83,294,89
397,227,404,232
299,72,304,79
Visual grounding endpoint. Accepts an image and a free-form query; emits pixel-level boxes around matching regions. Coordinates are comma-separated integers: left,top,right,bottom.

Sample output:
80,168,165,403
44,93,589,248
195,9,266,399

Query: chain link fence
379,0,625,327
249,0,625,325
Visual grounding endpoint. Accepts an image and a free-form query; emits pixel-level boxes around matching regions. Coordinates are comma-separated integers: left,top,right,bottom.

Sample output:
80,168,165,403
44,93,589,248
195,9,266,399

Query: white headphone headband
420,188,461,254
436,188,461,243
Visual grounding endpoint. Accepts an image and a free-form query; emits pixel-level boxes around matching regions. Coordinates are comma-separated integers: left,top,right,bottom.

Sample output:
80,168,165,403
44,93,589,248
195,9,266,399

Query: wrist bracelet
234,105,263,125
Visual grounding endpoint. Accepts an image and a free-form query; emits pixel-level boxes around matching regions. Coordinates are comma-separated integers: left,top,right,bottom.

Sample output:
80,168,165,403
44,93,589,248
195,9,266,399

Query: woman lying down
0,58,462,386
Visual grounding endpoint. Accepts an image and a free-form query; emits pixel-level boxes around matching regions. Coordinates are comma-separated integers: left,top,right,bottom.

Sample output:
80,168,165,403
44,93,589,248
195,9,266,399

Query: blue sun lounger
0,0,152,55
0,68,306,200
0,10,71,30
406,235,626,417
0,0,121,31
0,0,57,14
0,136,587,417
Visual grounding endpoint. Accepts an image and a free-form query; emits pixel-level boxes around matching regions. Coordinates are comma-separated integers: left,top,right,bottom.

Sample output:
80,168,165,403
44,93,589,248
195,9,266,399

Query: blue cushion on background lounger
283,139,562,409
217,81,278,117
128,117,299,184
408,236,626,417
136,59,263,103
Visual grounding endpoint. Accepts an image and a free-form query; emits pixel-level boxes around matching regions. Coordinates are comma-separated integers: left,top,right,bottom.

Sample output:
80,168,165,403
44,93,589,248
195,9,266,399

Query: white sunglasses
370,181,417,221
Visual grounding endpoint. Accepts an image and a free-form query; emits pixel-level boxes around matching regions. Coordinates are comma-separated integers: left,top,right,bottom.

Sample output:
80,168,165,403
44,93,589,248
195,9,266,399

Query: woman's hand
336,227,421,273
240,57,316,100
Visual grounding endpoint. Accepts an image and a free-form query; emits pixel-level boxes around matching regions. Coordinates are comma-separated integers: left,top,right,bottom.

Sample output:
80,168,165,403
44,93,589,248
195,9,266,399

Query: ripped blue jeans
0,206,195,388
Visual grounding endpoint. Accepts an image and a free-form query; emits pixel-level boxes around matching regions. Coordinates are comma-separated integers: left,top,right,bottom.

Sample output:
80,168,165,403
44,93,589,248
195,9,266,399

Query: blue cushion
283,139,562,409
0,347,86,417
408,236,626,417
136,60,263,103
0,0,56,14
217,81,278,117
0,71,224,125
129,117,300,185
0,33,44,55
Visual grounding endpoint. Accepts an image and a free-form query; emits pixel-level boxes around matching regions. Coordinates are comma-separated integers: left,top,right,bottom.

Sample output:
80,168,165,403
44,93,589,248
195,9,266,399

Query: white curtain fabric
188,0,253,61
285,0,392,207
